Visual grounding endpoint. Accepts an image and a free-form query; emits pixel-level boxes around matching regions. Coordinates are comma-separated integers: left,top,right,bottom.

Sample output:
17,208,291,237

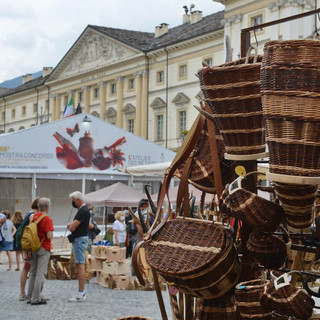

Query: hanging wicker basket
261,40,320,178
198,48,266,159
145,218,240,299
235,279,272,320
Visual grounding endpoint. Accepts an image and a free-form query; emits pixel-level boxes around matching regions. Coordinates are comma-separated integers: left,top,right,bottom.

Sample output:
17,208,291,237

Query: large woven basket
198,51,266,158
219,178,284,233
246,231,287,269
274,182,317,229
261,40,320,177
260,273,315,319
196,293,240,320
235,279,272,320
145,219,240,299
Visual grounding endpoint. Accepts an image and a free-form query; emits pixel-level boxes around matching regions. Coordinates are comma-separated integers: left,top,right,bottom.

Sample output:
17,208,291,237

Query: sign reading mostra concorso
0,114,175,173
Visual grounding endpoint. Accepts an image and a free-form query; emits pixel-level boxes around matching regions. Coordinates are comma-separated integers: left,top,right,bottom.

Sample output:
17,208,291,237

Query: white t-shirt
112,219,127,244
0,213,5,241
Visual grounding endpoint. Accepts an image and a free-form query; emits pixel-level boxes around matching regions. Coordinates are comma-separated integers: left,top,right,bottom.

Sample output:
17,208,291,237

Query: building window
156,114,163,141
33,103,38,113
203,57,213,66
251,14,263,29
156,70,164,84
64,96,68,106
179,110,187,137
128,119,134,133
22,106,26,116
128,78,135,90
79,92,83,102
12,109,16,118
94,88,99,99
111,83,117,95
178,64,187,79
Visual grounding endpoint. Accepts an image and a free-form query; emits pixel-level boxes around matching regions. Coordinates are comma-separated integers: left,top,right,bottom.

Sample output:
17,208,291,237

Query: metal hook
253,27,259,49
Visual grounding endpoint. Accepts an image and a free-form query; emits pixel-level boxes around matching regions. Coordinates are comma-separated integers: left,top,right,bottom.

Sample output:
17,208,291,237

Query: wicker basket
219,176,284,233
177,119,232,189
261,40,320,177
274,182,317,229
246,231,287,269
198,50,266,158
145,219,240,299
235,279,272,320
260,272,315,320
196,293,240,320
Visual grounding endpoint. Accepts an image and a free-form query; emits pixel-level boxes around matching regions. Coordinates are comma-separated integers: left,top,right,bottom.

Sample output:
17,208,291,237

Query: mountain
0,71,42,89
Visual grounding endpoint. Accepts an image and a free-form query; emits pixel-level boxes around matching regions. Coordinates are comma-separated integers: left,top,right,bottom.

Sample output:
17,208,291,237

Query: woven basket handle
245,46,258,64
229,171,266,194
144,113,206,241
274,271,302,290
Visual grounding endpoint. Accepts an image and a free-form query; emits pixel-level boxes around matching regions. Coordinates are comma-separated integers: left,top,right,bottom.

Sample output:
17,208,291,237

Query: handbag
93,224,101,237
67,233,75,243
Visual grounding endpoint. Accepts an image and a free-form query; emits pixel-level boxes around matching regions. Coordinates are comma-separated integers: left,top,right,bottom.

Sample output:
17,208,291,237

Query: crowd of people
0,193,152,305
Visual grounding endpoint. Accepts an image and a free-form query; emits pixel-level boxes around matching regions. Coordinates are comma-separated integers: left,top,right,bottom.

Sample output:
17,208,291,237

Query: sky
0,0,225,83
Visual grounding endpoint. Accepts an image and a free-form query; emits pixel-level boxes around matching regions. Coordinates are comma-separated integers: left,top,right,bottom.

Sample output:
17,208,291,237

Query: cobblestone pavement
0,254,172,320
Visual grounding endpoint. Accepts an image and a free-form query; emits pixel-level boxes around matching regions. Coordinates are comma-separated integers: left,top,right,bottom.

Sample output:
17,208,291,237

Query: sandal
15,268,20,271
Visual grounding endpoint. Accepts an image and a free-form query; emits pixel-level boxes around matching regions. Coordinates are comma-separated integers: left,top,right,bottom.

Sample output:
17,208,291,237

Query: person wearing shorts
67,191,92,302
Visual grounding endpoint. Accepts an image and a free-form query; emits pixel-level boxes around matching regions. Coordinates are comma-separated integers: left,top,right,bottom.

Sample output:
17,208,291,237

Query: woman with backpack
12,210,24,271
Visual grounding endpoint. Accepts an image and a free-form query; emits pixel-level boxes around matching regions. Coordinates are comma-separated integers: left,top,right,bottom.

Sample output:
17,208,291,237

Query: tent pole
32,173,37,200
103,206,106,238
82,174,86,194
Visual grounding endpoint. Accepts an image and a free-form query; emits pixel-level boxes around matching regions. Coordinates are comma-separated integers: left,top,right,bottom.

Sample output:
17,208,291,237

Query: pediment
123,103,135,113
49,28,140,81
172,92,190,106
105,107,117,117
150,97,166,109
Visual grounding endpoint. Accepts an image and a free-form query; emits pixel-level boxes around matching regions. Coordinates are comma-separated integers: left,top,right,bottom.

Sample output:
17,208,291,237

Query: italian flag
63,97,75,118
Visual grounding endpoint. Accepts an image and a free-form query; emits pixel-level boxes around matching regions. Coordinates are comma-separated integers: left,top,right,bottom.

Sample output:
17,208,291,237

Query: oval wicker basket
198,52,266,158
246,231,287,269
145,219,240,299
196,294,240,320
219,180,284,233
260,272,315,320
261,40,320,177
235,279,272,320
274,181,317,229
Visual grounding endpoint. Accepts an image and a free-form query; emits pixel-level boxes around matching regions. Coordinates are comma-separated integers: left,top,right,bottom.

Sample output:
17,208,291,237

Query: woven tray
146,219,240,299
198,52,266,158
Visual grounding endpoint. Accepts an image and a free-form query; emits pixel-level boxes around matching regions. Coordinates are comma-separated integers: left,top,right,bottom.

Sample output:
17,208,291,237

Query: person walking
27,198,54,305
112,211,127,247
11,210,24,271
67,191,91,302
19,197,40,301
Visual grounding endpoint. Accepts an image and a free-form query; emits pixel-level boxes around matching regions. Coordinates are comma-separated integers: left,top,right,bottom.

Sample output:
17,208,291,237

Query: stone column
98,81,106,119
140,71,148,139
55,94,61,120
116,77,124,128
134,71,142,136
51,95,56,121
83,86,90,114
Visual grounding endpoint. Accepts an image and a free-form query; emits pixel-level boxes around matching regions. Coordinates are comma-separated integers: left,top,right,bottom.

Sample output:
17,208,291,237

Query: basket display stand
267,172,320,186
224,151,269,161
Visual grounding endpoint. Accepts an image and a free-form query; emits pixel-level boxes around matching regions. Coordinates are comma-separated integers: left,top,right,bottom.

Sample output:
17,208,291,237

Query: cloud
0,0,224,82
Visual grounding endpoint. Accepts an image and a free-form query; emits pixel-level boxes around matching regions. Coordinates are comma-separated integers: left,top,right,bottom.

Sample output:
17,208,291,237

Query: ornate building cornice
269,0,314,11
222,13,242,26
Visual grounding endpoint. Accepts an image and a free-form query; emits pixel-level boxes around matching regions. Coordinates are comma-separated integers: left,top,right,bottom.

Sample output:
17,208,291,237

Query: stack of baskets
198,50,267,160
261,40,320,229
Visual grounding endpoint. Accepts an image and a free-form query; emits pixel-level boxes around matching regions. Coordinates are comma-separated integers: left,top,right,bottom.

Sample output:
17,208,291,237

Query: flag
75,103,82,115
63,97,75,118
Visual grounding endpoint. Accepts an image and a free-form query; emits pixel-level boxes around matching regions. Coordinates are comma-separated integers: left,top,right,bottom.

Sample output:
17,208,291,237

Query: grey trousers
27,246,50,303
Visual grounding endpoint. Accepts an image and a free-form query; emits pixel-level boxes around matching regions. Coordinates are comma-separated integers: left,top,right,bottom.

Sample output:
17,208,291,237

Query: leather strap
205,102,223,199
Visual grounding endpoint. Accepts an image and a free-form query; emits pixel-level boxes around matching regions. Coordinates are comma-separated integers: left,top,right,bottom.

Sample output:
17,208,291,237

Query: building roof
91,10,225,51
0,74,50,98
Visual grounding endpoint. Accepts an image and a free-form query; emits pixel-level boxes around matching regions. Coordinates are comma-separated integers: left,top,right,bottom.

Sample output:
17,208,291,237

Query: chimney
43,67,53,77
191,10,203,24
155,23,169,38
22,74,32,84
183,13,191,24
